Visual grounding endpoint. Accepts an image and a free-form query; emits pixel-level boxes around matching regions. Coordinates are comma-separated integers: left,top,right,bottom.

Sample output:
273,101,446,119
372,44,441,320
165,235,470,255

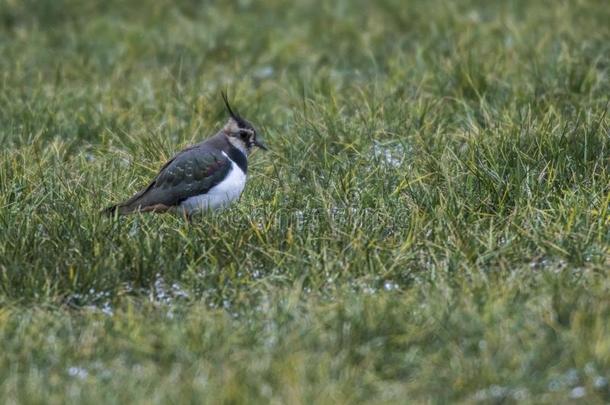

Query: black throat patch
226,144,248,174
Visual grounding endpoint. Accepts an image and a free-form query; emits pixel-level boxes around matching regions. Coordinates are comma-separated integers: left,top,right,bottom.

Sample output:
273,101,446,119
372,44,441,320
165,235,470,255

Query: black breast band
226,145,248,174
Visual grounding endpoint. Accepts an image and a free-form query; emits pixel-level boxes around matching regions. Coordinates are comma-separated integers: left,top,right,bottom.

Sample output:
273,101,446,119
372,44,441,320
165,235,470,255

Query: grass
0,0,609,402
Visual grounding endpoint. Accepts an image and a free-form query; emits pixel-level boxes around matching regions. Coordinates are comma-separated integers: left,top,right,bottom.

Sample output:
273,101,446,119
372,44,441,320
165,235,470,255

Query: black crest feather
221,91,252,131
221,91,239,120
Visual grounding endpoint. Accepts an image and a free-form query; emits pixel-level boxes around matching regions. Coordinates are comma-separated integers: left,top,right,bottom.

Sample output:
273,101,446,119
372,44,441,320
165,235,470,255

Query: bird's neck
226,135,248,156
225,139,248,174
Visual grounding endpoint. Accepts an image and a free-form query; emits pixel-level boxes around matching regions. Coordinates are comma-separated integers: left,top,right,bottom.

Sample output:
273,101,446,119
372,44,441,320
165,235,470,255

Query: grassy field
1,0,609,403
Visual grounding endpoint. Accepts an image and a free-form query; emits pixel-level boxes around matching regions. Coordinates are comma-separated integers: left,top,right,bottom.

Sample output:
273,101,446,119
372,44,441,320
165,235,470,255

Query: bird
104,93,267,217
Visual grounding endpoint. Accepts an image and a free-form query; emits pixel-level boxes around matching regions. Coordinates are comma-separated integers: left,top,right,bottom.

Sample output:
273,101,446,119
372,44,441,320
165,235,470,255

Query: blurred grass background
0,0,609,403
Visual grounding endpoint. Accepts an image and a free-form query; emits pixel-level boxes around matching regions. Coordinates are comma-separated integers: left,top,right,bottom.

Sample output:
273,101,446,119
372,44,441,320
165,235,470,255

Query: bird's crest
221,91,239,121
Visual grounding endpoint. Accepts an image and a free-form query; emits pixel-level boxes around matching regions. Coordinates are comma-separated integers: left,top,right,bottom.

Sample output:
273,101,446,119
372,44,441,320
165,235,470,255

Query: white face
227,134,248,154
223,118,256,155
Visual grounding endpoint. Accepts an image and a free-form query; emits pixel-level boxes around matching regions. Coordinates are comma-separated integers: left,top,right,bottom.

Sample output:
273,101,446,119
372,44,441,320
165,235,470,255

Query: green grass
1,0,609,402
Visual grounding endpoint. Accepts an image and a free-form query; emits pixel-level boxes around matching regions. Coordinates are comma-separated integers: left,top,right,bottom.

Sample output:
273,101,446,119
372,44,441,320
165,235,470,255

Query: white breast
180,152,247,214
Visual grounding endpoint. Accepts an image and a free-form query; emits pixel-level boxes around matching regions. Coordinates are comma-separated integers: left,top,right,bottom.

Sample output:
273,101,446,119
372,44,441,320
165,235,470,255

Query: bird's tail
102,203,138,216
102,200,170,216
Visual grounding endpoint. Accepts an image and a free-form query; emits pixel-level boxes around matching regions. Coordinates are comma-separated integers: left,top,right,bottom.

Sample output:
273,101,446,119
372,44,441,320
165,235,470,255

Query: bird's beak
254,138,268,151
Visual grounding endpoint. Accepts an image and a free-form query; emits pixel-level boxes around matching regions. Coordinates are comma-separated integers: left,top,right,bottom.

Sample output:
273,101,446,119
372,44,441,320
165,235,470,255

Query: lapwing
104,93,267,217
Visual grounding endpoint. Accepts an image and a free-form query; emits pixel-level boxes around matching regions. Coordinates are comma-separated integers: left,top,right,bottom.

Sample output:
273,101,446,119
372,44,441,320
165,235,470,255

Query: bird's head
221,92,267,154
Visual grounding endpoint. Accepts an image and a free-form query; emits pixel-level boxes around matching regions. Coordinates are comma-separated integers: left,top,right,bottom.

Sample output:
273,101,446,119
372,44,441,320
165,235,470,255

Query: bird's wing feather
111,146,232,213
